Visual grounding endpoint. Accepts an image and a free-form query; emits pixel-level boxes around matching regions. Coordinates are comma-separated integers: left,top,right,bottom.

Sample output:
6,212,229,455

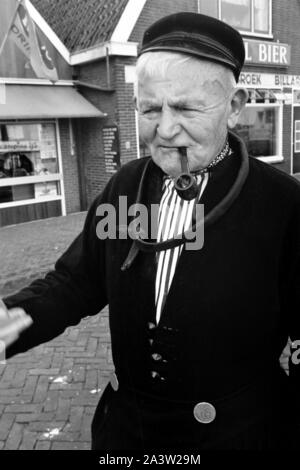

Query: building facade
0,0,105,227
1,0,300,227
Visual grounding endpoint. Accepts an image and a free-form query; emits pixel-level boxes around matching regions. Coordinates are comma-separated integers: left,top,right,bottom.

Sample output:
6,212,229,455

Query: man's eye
141,108,161,115
175,106,199,114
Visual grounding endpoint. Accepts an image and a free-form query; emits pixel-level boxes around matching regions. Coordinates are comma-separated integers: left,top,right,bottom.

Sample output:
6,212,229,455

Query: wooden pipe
174,147,200,200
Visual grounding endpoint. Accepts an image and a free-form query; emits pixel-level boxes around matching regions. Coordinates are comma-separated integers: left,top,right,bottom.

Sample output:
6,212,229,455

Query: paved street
0,213,113,450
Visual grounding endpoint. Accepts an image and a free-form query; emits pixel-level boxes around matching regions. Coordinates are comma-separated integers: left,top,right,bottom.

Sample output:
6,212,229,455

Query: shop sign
239,72,300,89
102,126,120,174
244,39,291,67
0,140,40,153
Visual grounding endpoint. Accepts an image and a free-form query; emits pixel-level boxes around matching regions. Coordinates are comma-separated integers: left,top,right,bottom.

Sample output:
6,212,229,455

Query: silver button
151,353,162,361
193,402,216,424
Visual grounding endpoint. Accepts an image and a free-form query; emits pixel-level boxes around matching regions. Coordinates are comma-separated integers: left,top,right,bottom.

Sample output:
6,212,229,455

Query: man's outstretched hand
0,298,33,350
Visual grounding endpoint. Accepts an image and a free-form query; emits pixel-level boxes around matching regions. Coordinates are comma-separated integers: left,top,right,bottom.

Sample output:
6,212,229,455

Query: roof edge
27,0,71,64
111,0,148,43
70,41,138,66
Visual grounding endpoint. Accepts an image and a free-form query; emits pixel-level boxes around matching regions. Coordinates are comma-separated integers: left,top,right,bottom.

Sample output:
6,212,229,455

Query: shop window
0,122,62,205
0,123,59,178
294,121,300,153
234,105,280,159
198,0,271,36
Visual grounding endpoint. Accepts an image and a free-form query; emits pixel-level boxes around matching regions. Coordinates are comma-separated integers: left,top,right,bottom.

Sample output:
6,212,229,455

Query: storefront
0,0,105,227
237,72,289,164
292,88,300,174
0,120,63,225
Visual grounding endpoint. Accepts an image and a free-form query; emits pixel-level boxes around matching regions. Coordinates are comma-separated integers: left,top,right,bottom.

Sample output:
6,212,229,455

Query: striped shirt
155,172,209,324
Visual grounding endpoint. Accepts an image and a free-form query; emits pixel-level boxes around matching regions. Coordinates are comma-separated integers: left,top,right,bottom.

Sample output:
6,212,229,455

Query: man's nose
156,107,181,140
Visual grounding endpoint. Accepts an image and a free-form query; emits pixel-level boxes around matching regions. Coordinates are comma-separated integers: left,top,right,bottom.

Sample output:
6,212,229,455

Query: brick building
1,0,300,227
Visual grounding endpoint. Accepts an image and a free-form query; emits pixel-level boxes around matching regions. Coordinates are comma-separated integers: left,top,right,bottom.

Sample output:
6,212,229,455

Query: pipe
174,147,200,200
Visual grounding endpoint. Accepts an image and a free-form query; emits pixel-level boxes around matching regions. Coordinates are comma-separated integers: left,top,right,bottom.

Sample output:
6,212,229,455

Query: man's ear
227,87,248,129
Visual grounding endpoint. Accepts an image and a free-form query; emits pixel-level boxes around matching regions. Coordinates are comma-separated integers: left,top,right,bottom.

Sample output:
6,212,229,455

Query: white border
26,0,70,63
243,101,283,161
55,118,66,216
111,0,148,43
0,78,73,86
0,195,62,209
0,174,62,187
0,120,66,216
70,41,138,65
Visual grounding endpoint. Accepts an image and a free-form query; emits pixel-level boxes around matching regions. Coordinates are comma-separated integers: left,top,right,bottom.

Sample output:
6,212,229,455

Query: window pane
254,0,269,33
198,0,218,18
0,181,60,204
295,120,300,131
221,0,251,31
235,106,278,157
0,123,59,178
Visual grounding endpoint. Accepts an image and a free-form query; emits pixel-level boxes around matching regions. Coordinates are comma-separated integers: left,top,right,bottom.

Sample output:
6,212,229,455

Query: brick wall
114,57,138,166
58,119,81,213
273,0,300,76
73,60,119,206
129,0,198,43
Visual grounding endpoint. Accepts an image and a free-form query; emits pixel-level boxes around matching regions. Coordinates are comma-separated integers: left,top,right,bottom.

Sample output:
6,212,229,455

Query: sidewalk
0,214,113,450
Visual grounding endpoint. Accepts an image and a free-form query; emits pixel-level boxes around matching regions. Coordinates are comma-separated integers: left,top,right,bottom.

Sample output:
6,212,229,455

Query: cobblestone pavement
0,214,113,450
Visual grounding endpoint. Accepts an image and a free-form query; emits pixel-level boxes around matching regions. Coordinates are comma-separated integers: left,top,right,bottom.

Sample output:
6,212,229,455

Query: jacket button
151,353,162,361
193,402,216,424
151,371,165,381
148,322,156,330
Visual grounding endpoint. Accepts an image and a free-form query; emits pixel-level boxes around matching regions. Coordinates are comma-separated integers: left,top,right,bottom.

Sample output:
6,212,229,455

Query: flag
9,0,58,81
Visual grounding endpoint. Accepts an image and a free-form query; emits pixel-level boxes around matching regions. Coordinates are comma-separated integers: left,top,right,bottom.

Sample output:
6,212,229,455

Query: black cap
139,12,245,81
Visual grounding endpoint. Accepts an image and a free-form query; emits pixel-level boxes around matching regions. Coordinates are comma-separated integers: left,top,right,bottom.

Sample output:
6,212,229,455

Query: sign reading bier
244,39,291,67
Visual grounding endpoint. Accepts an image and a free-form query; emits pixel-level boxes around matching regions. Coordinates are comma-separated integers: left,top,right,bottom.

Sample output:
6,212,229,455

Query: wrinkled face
137,58,236,177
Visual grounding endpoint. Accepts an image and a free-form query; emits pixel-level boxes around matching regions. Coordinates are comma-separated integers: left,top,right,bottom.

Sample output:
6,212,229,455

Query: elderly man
0,12,299,450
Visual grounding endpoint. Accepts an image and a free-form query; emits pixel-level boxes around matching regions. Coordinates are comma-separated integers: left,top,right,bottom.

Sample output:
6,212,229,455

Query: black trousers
91,379,298,451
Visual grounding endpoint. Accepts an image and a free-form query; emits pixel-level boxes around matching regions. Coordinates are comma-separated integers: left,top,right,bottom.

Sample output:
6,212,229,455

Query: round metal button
193,402,216,424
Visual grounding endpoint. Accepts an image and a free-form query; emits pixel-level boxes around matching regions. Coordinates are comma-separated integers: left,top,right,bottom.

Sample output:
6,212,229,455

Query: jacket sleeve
280,188,300,384
3,194,107,359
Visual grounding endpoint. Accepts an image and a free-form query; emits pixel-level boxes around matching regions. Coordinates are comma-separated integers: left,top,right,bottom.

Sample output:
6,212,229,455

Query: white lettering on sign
0,141,40,152
239,73,262,86
274,75,300,87
244,40,290,66
244,42,253,62
258,44,288,64
238,72,300,89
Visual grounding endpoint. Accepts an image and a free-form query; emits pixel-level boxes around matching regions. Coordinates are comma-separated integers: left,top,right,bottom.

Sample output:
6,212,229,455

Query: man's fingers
1,332,20,349
0,311,33,339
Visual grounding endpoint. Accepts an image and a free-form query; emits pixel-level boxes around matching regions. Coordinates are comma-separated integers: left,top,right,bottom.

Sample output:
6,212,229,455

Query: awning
0,85,106,119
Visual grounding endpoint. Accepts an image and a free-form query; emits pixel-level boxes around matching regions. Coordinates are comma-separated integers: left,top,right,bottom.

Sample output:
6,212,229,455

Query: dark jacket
4,133,300,449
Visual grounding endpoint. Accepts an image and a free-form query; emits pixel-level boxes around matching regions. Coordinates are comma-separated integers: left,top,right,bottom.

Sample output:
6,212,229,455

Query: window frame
0,119,66,214
236,100,283,163
294,120,300,153
198,0,273,38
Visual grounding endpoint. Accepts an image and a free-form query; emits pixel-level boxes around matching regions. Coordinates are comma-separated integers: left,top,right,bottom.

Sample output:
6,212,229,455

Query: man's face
137,58,236,177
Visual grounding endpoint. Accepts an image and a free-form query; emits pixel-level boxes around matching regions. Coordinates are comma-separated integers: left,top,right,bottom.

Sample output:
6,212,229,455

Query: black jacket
4,133,300,449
